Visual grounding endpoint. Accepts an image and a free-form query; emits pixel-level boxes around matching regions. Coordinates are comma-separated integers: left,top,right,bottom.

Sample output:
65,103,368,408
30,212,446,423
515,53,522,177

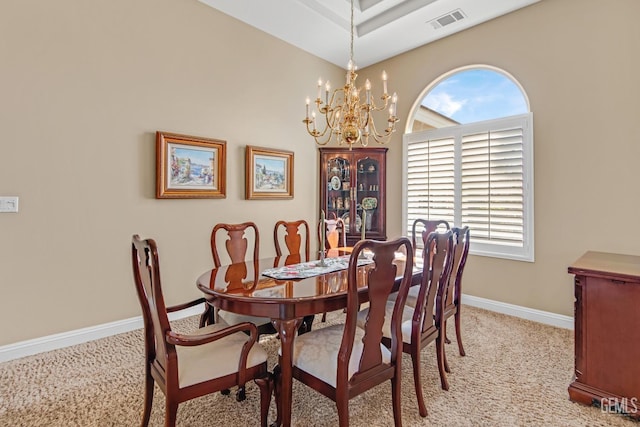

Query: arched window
403,66,534,261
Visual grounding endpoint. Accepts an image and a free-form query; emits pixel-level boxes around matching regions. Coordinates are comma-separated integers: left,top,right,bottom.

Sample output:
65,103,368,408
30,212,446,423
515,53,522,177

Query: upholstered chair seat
283,324,390,387
356,300,414,341
175,320,269,389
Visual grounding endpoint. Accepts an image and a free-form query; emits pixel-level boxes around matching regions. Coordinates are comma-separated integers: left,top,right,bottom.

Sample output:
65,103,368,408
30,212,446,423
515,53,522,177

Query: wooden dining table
196,254,422,427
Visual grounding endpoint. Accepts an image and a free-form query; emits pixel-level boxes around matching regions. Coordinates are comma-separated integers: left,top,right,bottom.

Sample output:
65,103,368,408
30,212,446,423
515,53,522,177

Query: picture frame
245,146,294,200
156,131,226,199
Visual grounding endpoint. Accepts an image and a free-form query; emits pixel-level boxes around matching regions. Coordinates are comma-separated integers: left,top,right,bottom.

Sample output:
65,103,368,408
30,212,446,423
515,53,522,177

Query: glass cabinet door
320,147,387,246
325,156,351,224
355,157,380,235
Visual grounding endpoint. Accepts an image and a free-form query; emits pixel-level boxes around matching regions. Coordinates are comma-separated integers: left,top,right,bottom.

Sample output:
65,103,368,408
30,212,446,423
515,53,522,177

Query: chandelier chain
350,0,354,65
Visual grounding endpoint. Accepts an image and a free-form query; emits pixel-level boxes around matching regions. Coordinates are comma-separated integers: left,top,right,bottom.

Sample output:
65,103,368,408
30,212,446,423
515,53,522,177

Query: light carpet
0,306,637,426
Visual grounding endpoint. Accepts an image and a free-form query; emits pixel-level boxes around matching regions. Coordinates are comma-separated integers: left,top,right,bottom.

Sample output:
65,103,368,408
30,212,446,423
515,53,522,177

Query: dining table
196,253,422,427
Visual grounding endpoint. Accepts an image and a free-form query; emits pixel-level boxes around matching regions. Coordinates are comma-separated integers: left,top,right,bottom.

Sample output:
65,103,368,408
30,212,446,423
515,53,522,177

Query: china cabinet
319,147,387,246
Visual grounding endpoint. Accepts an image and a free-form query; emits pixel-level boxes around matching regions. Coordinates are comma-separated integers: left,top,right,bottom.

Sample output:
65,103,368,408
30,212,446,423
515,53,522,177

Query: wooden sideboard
568,251,640,417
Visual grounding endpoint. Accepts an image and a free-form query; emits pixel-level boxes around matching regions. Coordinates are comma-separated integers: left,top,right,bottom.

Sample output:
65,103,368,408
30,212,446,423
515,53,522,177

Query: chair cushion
287,324,391,387
175,322,268,388
356,300,414,340
386,286,419,307
218,310,273,327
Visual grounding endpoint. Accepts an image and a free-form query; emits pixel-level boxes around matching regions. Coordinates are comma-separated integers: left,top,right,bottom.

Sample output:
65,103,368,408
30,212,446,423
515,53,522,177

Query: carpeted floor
0,305,637,426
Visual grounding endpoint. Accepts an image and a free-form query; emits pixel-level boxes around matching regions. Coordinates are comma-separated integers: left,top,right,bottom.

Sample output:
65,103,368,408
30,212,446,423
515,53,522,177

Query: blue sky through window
422,69,527,124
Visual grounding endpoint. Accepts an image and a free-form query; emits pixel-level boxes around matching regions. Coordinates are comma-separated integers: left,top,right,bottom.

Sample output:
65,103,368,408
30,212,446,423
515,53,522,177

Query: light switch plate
0,196,19,213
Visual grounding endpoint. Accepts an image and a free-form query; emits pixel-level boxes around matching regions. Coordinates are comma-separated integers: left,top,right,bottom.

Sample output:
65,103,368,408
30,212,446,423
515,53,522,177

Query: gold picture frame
245,146,294,200
156,131,226,199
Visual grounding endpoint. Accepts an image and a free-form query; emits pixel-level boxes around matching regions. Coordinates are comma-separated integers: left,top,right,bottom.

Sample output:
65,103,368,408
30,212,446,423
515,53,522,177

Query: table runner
262,255,373,280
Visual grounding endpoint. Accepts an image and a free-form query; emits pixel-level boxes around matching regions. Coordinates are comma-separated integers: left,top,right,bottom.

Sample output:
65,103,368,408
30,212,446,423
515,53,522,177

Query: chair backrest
131,235,174,381
274,219,310,264
211,222,259,267
339,237,414,390
444,226,470,310
411,219,450,254
317,217,347,250
412,230,454,334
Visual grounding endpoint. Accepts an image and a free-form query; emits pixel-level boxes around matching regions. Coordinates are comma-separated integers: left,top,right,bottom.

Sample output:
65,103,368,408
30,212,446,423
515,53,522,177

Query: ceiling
199,0,540,68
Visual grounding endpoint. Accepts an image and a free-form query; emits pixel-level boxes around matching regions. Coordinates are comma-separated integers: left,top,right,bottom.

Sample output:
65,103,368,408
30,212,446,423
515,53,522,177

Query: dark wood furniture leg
271,318,301,427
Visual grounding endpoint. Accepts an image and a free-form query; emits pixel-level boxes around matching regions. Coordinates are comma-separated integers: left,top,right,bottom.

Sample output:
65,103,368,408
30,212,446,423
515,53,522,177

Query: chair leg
411,349,428,417
443,342,451,374
198,304,215,327
298,315,315,335
442,321,451,373
255,372,274,427
236,385,246,402
272,365,282,427
391,373,403,427
141,369,154,427
336,395,349,427
165,398,178,427
436,335,449,391
454,309,465,356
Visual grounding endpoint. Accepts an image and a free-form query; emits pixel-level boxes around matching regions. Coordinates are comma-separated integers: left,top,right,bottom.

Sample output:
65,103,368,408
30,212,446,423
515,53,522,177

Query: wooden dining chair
131,235,273,427
357,230,455,417
441,226,470,361
274,219,311,264
411,218,450,256
395,218,451,306
273,237,414,427
273,219,315,333
211,222,277,336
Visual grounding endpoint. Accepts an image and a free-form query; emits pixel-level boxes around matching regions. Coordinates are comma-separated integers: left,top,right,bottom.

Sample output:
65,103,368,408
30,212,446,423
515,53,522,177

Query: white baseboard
0,297,573,363
461,294,574,330
0,304,205,363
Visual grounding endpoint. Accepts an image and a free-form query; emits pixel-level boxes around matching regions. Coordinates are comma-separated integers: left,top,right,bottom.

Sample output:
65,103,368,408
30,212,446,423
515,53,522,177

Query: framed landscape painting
245,146,294,200
156,131,226,198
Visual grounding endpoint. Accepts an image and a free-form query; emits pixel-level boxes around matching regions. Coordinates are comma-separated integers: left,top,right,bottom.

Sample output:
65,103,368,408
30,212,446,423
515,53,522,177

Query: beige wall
2,0,640,347
360,0,640,316
0,0,343,346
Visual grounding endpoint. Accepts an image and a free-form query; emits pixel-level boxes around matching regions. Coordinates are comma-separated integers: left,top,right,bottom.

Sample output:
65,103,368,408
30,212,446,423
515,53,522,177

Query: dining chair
131,235,273,427
387,218,450,306
273,237,414,427
357,230,455,417
441,226,470,360
411,218,450,256
274,219,311,264
273,219,315,333
211,222,277,336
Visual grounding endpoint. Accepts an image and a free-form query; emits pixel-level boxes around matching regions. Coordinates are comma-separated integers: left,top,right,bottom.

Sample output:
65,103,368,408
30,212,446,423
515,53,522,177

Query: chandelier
303,0,398,149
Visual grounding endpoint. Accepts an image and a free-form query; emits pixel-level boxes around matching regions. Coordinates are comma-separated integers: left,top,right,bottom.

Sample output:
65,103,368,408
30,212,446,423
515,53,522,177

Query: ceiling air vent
429,9,466,29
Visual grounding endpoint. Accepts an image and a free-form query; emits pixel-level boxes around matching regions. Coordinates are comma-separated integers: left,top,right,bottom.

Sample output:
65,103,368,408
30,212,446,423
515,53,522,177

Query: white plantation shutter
403,114,534,262
406,136,455,231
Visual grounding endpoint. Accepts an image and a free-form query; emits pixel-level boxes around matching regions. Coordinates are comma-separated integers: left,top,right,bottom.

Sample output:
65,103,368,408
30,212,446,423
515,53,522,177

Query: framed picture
156,131,226,199
245,146,294,199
